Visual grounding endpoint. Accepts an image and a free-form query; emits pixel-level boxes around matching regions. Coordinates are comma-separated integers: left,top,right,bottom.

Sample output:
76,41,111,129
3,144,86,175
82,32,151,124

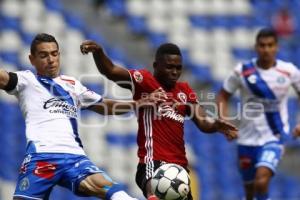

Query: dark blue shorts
14,153,113,200
238,142,283,183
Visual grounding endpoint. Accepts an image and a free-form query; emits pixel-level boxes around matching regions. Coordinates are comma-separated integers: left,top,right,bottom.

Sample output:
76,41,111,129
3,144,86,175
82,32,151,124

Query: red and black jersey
129,69,198,167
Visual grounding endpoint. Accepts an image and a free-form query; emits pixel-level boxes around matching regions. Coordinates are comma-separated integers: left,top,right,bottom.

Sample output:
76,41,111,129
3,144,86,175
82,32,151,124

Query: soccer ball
151,163,190,200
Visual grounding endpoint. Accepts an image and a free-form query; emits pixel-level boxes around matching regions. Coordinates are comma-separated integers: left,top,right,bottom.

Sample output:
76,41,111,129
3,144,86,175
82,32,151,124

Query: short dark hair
155,43,182,61
256,28,278,43
30,33,59,55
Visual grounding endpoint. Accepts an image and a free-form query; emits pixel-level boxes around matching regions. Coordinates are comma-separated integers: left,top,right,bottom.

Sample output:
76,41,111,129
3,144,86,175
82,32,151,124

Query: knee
79,174,113,196
254,174,271,192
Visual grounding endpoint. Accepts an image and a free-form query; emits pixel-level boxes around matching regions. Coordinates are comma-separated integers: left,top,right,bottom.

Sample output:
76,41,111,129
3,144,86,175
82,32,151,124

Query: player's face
154,54,182,89
29,42,60,78
255,36,278,63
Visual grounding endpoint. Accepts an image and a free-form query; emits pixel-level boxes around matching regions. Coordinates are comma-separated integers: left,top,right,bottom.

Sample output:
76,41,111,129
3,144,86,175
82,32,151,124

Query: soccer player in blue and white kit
0,33,161,200
217,28,300,200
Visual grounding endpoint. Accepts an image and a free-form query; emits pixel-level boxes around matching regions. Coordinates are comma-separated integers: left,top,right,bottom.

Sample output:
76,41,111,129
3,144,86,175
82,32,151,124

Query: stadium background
1,0,300,199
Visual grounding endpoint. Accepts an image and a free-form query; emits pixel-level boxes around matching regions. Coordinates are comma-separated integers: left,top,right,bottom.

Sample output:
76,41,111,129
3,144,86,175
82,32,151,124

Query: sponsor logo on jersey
277,76,286,84
33,161,57,180
158,105,184,123
133,71,143,83
177,92,187,103
239,156,252,169
247,74,257,84
43,98,77,118
20,154,32,174
19,177,30,191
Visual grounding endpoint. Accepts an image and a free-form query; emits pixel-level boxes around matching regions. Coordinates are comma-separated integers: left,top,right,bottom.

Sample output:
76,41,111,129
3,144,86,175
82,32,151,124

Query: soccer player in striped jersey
217,28,300,200
0,33,164,200
81,41,238,200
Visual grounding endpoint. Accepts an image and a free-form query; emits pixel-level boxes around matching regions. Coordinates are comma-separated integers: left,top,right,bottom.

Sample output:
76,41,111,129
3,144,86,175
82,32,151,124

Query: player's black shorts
135,160,193,200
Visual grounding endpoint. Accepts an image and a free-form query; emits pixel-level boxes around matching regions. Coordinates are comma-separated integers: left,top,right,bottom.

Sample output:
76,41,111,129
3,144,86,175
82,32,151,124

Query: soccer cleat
147,195,159,200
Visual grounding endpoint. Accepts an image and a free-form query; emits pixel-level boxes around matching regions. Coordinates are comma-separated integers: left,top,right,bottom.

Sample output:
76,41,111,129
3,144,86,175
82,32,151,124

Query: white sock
110,190,138,200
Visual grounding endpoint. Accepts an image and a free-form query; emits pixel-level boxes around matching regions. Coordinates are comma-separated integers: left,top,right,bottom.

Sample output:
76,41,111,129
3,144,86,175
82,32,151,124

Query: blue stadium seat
105,0,127,17
0,15,21,31
106,47,128,64
189,15,211,30
189,65,213,83
231,15,253,28
106,133,127,147
85,31,108,48
20,31,35,46
127,15,148,35
211,16,231,29
277,50,293,62
147,32,168,49
44,0,64,12
0,51,19,65
232,48,255,60
63,12,85,31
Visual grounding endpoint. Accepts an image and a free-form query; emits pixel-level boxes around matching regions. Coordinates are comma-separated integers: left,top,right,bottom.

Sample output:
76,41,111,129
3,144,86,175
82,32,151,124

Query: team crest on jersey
33,162,57,180
133,71,143,83
277,76,286,84
19,177,30,191
247,74,257,84
177,92,187,103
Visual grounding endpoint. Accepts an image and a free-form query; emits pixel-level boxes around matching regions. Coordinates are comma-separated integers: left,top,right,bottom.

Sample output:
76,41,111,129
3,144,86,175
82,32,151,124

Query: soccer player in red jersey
80,41,238,200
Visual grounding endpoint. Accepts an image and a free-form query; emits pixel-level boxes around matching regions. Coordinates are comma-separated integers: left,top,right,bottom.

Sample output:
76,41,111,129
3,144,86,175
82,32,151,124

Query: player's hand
215,119,238,141
292,124,300,138
80,40,103,54
137,88,168,107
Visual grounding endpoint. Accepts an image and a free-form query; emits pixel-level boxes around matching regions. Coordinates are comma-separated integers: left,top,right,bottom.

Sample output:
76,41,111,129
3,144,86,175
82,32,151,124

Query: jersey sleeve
223,64,242,94
6,70,31,95
289,64,300,93
128,69,159,99
76,81,103,109
184,83,199,104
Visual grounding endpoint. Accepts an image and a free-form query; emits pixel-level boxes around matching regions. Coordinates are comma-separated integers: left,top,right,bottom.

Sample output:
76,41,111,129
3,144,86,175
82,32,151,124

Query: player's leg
78,173,137,200
243,182,254,200
238,145,259,200
60,154,137,200
13,154,62,200
135,161,161,200
254,166,272,200
254,142,283,200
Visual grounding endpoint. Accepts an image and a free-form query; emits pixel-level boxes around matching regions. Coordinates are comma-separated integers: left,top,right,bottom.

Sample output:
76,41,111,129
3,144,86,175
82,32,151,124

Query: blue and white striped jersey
7,70,102,155
223,58,300,146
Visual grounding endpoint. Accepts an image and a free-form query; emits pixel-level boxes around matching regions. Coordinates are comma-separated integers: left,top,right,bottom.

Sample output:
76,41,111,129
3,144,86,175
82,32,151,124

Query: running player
80,40,238,200
0,33,163,200
217,28,300,200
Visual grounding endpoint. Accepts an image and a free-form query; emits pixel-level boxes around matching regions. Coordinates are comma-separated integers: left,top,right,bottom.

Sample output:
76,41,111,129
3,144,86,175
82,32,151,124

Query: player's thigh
237,145,260,182
256,142,283,176
60,155,115,197
78,173,114,195
135,161,163,197
14,154,62,200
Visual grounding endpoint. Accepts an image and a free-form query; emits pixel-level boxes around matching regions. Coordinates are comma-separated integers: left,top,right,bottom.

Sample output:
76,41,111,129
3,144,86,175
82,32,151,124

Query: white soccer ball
151,163,190,200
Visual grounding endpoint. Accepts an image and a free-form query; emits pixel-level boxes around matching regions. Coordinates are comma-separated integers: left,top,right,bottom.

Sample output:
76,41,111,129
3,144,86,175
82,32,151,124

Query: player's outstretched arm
0,69,10,90
216,89,232,120
292,124,300,138
88,99,137,115
89,89,167,115
191,103,238,140
80,40,132,90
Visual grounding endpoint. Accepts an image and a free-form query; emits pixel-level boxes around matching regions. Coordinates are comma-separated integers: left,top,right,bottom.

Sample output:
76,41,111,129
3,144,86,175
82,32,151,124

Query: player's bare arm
216,88,233,120
0,69,10,89
292,124,300,138
191,103,238,140
88,90,167,115
80,40,131,89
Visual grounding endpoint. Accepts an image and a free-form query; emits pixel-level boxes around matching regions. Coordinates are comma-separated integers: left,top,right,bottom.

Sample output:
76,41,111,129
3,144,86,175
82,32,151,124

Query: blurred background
1,0,300,199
